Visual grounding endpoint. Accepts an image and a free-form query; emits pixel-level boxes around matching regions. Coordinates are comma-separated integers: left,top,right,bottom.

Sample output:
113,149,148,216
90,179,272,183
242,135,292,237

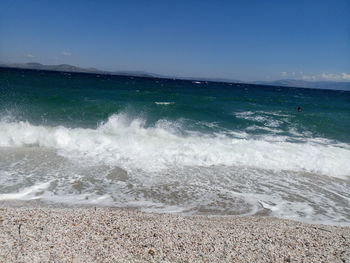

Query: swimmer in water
297,106,302,112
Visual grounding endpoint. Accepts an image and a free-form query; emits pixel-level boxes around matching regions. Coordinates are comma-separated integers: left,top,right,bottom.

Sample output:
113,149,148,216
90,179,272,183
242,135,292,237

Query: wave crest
0,113,349,178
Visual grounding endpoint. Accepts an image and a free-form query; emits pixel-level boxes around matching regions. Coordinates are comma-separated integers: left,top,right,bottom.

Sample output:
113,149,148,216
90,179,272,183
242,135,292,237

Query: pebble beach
0,206,349,263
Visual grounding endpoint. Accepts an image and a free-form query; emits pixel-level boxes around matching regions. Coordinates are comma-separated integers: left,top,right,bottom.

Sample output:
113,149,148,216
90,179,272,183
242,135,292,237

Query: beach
0,206,349,263
1,1,350,261
1,69,350,262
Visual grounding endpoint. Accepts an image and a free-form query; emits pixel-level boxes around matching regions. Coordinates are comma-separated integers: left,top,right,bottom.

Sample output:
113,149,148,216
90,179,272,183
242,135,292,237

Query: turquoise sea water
1,68,350,225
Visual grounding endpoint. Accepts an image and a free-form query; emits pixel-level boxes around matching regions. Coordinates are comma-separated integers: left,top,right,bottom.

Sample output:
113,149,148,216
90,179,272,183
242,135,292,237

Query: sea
0,67,349,225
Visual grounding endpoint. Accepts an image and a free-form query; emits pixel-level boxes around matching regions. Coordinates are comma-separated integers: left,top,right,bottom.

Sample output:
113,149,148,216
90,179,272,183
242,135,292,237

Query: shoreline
1,206,349,262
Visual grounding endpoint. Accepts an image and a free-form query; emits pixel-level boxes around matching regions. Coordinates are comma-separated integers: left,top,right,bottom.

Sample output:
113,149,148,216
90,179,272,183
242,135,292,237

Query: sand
0,207,349,263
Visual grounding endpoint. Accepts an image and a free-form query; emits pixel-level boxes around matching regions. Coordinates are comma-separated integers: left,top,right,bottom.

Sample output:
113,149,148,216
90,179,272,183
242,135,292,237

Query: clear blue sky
0,0,349,81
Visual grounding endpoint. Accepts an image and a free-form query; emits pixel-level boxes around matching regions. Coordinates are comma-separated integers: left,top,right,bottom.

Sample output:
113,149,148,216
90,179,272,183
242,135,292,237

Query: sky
0,0,349,81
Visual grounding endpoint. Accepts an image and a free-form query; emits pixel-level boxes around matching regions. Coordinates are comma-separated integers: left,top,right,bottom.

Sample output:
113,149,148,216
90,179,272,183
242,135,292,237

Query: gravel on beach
0,207,349,263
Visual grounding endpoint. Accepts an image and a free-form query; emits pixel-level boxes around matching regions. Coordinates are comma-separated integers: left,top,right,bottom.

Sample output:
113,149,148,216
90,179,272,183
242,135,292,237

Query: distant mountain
253,79,350,91
0,62,241,83
112,70,161,78
0,62,157,78
1,62,349,91
0,62,102,73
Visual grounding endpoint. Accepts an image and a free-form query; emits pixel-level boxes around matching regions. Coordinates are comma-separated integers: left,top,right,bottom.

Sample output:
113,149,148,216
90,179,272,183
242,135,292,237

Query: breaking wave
1,113,349,178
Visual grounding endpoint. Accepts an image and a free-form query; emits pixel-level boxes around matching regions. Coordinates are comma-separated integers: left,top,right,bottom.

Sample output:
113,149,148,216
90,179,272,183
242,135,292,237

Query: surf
1,113,349,179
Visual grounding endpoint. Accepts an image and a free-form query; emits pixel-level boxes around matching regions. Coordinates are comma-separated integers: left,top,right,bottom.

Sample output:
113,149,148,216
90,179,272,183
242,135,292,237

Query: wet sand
0,206,349,262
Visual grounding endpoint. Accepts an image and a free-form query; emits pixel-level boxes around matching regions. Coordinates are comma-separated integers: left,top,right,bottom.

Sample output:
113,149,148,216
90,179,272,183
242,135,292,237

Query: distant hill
253,79,350,91
112,70,161,78
0,62,240,83
0,62,102,73
1,62,349,91
0,62,157,78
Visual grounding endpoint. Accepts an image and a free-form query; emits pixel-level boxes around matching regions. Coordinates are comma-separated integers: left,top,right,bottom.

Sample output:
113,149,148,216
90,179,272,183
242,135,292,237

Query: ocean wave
234,111,289,128
154,102,175,105
0,113,349,178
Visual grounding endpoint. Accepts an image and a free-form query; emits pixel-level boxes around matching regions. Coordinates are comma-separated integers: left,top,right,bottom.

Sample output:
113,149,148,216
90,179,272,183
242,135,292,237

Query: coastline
0,206,349,263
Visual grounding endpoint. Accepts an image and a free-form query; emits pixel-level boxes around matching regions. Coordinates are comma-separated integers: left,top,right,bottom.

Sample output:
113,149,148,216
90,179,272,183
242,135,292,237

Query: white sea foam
0,181,51,200
0,113,349,178
234,111,288,128
155,102,175,105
